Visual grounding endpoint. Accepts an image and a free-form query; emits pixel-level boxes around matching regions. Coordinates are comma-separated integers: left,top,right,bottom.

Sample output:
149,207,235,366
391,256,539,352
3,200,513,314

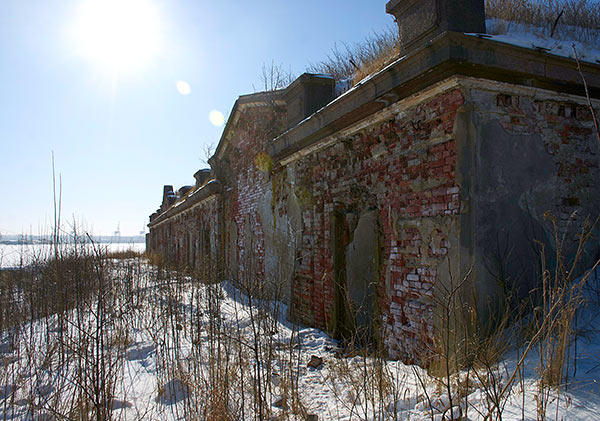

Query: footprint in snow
0,342,12,355
0,384,16,400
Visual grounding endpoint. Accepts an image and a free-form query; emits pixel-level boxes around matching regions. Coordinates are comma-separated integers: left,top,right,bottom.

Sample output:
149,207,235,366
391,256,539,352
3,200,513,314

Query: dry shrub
0,246,99,331
308,0,599,91
257,61,295,92
145,250,166,268
420,207,599,420
534,213,598,387
306,26,400,86
105,247,143,260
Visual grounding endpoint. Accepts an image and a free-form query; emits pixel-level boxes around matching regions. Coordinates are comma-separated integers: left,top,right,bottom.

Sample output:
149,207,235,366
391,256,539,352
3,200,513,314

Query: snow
335,78,353,97
1,259,599,420
2,22,600,418
469,19,600,65
309,74,335,80
327,18,600,119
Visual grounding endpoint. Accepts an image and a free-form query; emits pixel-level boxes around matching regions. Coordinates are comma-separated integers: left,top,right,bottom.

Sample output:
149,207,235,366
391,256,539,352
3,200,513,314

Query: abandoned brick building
148,0,600,364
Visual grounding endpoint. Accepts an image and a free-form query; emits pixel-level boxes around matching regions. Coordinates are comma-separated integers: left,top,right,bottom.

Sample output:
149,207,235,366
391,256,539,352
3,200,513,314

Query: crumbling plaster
456,79,600,327
148,47,600,364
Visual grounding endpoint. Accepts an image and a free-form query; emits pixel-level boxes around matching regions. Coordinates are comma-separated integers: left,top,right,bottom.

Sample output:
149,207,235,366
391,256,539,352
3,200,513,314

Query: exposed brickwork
219,107,286,285
471,83,600,237
272,88,464,362
149,195,221,278
148,75,600,367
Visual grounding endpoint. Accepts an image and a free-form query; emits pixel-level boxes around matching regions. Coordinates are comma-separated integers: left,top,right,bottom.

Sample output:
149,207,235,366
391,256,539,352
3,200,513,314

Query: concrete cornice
268,30,600,163
148,180,222,228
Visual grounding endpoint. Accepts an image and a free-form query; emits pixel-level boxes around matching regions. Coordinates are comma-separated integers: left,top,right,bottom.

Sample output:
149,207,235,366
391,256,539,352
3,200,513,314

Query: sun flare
176,81,191,95
73,0,161,72
209,110,225,127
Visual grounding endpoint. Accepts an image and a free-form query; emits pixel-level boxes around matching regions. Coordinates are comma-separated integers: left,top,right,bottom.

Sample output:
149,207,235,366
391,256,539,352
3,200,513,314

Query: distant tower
139,223,145,236
114,223,121,237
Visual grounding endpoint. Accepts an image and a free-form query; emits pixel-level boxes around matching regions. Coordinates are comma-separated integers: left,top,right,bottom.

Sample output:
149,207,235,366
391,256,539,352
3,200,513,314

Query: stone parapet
386,0,485,53
149,180,221,228
284,73,335,129
269,31,600,163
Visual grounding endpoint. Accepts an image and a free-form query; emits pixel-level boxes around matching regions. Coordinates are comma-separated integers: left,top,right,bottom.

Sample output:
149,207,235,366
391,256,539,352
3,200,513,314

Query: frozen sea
0,242,146,269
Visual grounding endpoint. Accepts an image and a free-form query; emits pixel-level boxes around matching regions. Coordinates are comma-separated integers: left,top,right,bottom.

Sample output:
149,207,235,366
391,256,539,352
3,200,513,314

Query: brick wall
484,86,598,234
219,107,286,288
463,79,600,310
149,195,221,278
273,87,464,362
148,75,600,366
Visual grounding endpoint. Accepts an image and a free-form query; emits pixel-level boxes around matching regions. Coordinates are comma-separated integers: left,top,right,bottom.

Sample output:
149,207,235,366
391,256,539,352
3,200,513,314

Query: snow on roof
278,19,600,142
469,18,600,64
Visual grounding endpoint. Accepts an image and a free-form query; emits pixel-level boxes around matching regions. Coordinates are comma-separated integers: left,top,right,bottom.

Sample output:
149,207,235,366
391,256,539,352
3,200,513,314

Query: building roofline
148,180,222,228
211,89,286,164
268,30,600,162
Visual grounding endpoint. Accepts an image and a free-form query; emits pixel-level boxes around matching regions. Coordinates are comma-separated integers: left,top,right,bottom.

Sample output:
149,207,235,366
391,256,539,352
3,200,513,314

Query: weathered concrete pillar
284,73,335,130
161,185,176,211
193,168,212,188
386,0,486,53
177,185,192,198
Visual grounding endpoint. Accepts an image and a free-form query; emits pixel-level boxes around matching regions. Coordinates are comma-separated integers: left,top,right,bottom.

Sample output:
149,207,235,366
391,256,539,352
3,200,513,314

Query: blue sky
0,0,394,237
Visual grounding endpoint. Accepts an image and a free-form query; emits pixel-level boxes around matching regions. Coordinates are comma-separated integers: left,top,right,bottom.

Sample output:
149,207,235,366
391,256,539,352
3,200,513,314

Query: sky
0,0,395,237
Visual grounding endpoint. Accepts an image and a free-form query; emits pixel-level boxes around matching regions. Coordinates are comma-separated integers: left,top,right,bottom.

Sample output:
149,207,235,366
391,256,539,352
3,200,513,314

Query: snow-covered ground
1,259,599,420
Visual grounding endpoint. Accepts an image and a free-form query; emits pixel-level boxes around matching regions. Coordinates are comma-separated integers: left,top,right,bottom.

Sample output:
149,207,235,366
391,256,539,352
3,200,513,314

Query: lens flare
209,110,225,127
176,81,191,95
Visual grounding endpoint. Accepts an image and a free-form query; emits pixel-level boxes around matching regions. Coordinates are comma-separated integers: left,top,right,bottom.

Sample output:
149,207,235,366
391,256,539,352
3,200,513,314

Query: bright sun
73,0,161,72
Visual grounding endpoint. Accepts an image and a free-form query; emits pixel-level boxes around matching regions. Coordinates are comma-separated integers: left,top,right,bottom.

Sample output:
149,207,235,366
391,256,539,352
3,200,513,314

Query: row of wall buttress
148,77,600,367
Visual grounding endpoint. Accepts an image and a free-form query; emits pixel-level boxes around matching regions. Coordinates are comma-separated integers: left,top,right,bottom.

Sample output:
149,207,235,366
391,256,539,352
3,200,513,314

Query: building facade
148,1,600,365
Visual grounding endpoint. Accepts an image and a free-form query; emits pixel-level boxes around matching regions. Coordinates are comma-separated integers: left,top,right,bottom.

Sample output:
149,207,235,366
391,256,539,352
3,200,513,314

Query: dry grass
486,0,600,43
307,0,599,90
105,247,144,260
306,26,400,86
2,230,598,419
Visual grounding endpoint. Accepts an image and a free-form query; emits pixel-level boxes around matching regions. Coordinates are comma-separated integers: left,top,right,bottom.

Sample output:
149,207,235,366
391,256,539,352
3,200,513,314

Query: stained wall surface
149,67,600,365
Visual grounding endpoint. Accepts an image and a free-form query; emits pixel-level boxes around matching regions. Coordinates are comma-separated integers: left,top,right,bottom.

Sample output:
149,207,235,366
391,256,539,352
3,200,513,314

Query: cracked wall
148,75,600,366
459,79,600,326
270,85,464,363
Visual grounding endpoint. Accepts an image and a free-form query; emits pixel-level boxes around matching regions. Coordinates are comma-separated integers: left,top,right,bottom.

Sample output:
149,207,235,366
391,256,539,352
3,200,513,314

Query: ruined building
148,0,600,365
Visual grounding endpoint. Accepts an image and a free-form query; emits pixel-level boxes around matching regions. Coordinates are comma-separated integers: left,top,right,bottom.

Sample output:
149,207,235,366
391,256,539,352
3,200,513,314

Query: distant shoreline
0,241,146,270
0,236,146,246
